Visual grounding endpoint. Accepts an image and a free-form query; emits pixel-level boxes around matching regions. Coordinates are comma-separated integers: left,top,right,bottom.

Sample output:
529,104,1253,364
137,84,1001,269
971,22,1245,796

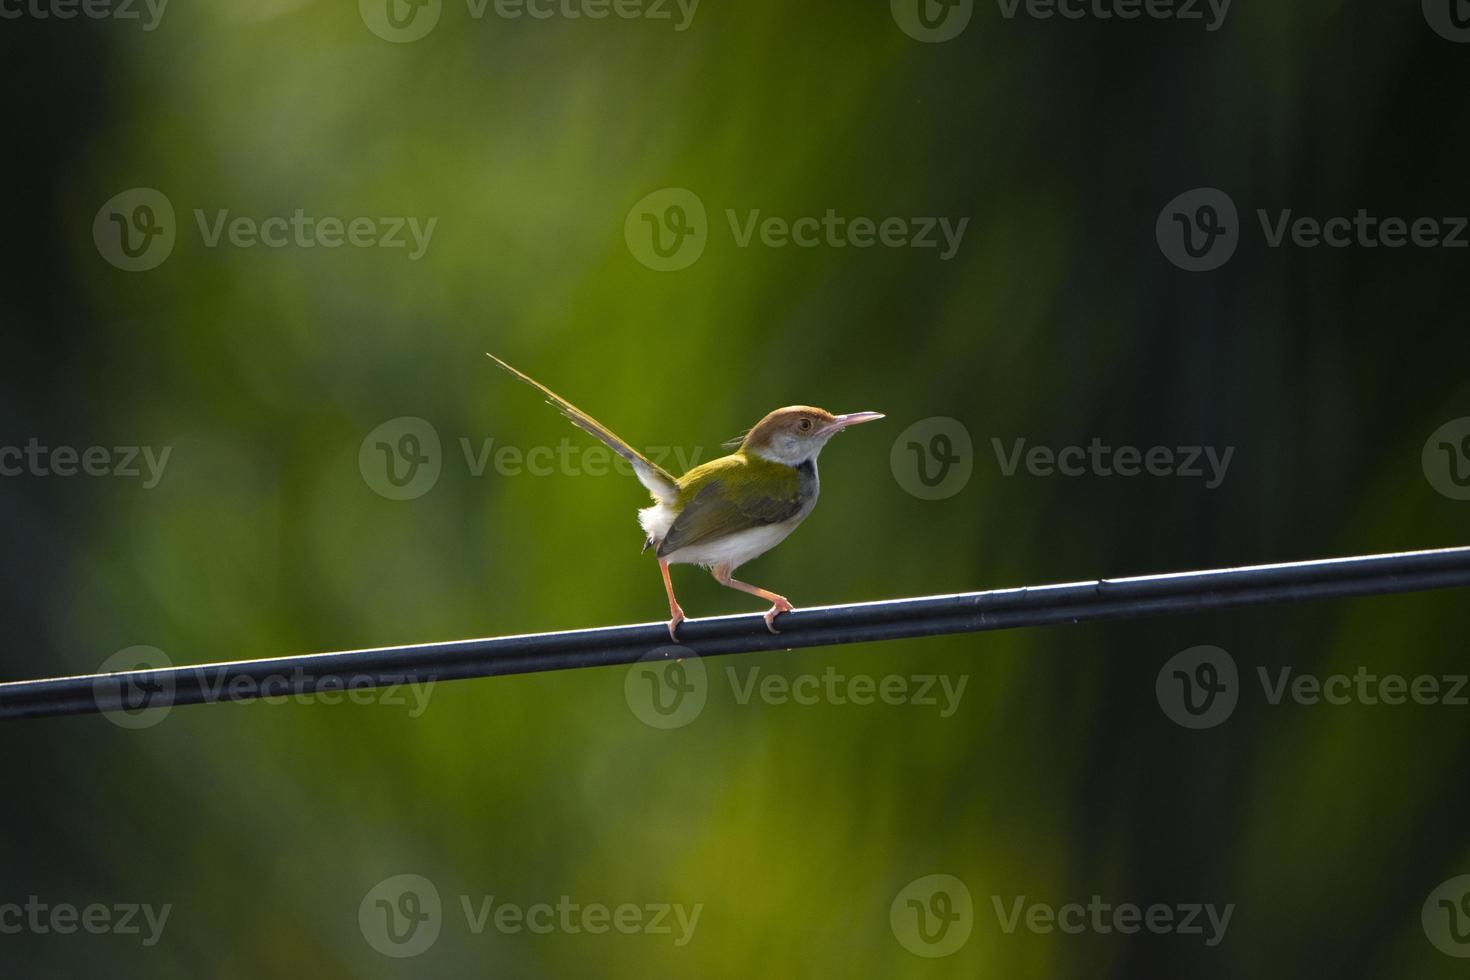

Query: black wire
3,546,1468,721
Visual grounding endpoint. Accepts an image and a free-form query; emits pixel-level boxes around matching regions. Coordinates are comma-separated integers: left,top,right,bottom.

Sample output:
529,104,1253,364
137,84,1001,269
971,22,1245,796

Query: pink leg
660,560,685,640
711,565,794,633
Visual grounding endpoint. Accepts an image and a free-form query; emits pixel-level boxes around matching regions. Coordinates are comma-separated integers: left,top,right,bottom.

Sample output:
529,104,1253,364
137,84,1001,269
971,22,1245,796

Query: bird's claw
763,598,795,634
665,607,686,641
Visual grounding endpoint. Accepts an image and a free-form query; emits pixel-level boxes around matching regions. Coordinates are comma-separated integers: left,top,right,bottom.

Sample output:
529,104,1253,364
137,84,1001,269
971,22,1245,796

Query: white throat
749,436,830,467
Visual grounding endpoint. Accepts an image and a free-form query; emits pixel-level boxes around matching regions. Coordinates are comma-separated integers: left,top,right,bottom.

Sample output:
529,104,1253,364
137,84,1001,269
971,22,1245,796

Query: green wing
657,455,803,558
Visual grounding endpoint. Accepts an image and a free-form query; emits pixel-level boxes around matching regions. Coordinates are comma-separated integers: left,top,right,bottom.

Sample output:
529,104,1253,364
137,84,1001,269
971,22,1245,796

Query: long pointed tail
486,353,679,503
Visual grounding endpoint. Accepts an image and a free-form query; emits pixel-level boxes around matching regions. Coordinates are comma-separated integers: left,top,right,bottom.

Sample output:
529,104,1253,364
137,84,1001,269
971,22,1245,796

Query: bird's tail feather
486,353,679,503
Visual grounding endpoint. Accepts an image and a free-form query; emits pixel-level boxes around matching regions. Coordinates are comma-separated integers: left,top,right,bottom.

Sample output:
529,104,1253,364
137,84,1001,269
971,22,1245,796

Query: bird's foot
763,596,795,634
665,606,686,641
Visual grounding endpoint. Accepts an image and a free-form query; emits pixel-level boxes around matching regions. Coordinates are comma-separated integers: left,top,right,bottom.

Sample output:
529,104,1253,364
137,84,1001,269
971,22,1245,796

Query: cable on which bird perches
2,546,1469,721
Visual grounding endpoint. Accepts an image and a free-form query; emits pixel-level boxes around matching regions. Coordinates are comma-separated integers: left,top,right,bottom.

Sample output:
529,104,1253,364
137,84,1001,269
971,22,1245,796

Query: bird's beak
819,411,885,437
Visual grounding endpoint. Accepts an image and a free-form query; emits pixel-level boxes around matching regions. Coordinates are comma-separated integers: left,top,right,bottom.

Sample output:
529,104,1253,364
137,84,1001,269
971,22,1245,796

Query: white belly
638,502,801,570
663,521,799,569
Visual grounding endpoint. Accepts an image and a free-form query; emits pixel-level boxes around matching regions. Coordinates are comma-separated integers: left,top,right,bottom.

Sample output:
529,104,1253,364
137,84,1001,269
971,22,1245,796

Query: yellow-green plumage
674,452,801,508
659,452,806,557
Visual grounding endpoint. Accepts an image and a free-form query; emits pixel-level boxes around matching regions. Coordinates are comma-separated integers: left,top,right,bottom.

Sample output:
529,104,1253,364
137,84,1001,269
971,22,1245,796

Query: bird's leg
659,559,686,640
711,565,794,633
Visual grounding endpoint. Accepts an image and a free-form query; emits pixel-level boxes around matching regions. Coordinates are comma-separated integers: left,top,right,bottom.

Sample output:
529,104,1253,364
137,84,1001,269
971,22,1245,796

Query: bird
486,354,883,639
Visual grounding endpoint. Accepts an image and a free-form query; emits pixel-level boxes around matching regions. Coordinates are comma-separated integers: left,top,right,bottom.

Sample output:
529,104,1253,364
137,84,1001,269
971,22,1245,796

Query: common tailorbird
487,354,884,638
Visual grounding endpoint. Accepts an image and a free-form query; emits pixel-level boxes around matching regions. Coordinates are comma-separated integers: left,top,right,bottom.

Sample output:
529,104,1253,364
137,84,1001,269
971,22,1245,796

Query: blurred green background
3,0,1470,975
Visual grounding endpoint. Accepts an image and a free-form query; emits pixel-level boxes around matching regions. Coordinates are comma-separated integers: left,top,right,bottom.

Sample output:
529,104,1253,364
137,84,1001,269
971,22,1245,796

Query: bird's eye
798,418,813,431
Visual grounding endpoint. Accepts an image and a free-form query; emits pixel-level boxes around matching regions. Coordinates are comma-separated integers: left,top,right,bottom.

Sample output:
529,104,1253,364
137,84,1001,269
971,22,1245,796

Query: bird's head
737,406,885,465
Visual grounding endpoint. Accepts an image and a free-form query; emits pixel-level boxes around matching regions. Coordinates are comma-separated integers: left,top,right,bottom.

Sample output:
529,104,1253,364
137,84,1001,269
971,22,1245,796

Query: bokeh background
4,0,1470,975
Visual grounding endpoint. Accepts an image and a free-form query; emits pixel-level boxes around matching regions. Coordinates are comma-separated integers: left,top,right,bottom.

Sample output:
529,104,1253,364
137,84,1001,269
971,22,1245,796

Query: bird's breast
794,458,819,512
